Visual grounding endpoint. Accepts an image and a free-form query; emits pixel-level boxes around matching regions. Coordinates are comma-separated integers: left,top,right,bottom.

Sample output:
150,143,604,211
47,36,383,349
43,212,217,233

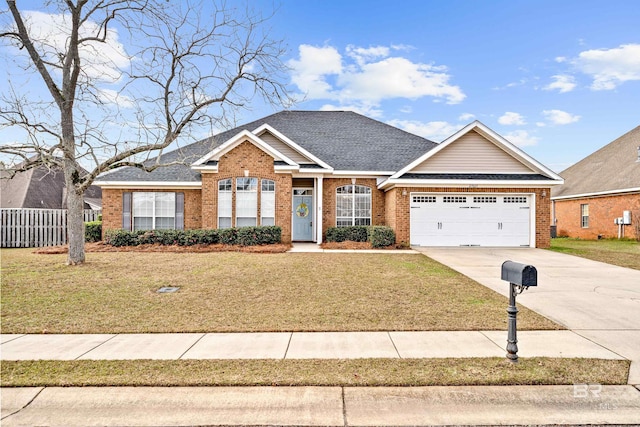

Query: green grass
0,358,629,387
549,238,640,270
0,249,560,333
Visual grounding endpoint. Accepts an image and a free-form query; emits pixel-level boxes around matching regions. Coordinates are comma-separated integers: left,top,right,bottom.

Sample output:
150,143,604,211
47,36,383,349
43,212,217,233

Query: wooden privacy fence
0,209,101,248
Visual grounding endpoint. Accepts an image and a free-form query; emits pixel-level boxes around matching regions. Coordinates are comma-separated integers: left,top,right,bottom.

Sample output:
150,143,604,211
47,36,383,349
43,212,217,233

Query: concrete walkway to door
415,247,640,384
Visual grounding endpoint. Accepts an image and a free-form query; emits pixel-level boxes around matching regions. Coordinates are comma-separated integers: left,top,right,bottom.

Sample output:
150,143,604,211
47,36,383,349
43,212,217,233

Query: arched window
336,185,371,227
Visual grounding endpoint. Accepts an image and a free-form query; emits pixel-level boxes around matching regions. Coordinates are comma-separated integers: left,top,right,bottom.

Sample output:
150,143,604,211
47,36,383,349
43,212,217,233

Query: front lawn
549,238,640,270
0,249,559,333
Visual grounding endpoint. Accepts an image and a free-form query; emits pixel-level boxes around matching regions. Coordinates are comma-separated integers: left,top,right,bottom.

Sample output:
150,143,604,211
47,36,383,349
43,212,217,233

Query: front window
236,177,258,227
581,204,589,228
133,192,175,231
336,185,371,227
218,179,232,229
261,179,275,226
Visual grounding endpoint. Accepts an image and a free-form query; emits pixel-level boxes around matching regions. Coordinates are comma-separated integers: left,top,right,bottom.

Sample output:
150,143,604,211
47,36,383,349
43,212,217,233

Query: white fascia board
551,187,640,200
379,178,564,190
95,181,202,189
192,129,298,167
274,165,300,171
298,168,333,173
390,121,563,181
332,170,395,176
253,123,333,170
191,165,218,172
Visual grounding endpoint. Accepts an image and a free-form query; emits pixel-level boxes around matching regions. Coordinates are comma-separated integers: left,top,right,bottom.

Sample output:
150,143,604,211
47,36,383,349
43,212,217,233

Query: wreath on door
296,203,309,218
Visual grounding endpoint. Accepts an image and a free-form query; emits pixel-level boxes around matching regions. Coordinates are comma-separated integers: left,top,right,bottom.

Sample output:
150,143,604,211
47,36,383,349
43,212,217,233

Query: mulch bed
33,242,291,254
320,241,409,250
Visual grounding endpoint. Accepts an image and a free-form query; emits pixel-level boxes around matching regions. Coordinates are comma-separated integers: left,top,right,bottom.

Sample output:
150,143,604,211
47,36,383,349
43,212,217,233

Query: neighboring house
1,159,102,210
551,125,640,240
95,111,563,247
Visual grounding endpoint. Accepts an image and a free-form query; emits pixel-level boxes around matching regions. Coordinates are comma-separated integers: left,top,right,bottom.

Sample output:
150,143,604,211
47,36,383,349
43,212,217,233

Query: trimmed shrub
326,226,369,243
103,226,280,247
85,221,102,242
236,226,282,246
325,225,395,248
104,229,141,247
369,226,395,248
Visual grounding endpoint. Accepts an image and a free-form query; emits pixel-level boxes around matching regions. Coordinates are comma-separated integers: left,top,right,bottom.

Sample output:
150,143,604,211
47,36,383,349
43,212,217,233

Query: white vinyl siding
261,179,275,226
258,131,313,164
218,179,232,229
236,177,258,227
336,185,371,227
410,130,533,173
132,192,175,231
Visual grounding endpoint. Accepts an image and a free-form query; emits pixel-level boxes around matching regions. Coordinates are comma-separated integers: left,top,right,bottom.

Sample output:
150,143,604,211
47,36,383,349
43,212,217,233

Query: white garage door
410,193,531,247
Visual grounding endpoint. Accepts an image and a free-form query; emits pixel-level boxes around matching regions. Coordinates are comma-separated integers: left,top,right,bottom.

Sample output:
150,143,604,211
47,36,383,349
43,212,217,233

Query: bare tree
1,0,291,264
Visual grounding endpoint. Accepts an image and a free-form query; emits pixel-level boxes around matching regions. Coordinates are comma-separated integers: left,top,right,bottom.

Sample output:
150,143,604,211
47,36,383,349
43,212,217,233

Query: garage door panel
410,193,531,247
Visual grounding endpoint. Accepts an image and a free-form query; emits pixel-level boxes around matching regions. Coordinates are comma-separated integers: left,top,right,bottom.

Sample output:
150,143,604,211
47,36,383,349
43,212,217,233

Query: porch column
316,176,323,244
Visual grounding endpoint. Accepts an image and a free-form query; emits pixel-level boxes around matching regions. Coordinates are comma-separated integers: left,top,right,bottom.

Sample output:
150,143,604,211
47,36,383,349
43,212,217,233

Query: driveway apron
415,247,640,384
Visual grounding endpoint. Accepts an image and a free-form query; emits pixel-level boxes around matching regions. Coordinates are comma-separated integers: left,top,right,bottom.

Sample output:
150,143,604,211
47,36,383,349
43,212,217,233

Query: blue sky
246,0,640,172
2,0,639,173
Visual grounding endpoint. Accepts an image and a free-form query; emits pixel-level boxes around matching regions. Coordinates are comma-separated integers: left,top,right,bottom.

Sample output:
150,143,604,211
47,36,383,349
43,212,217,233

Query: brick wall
386,187,552,248
321,178,386,238
101,188,202,232
554,192,640,239
204,141,293,242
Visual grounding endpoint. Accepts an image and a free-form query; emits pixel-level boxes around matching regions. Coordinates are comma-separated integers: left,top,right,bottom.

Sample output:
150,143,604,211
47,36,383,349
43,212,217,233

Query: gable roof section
95,111,437,183
192,129,299,171
551,125,640,199
380,121,562,189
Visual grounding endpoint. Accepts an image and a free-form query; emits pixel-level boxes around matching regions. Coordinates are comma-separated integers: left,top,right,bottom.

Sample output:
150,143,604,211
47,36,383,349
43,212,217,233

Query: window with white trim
581,204,589,228
236,177,258,227
132,192,175,231
218,179,232,229
336,185,371,227
261,179,275,226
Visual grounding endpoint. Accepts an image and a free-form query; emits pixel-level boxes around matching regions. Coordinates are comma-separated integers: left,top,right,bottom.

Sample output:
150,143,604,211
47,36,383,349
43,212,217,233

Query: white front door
410,193,531,247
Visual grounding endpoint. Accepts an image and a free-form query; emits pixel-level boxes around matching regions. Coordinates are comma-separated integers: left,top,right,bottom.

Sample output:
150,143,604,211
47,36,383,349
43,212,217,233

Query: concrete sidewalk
0,330,626,361
3,385,640,426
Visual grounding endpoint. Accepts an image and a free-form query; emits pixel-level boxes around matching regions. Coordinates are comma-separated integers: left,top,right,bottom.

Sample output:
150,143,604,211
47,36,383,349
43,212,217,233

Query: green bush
84,221,102,242
325,225,395,247
369,226,395,248
237,226,282,246
326,226,369,243
102,226,281,247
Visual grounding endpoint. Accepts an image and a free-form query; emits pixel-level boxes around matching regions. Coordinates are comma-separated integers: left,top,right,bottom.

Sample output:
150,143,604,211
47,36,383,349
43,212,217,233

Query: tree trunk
66,179,86,265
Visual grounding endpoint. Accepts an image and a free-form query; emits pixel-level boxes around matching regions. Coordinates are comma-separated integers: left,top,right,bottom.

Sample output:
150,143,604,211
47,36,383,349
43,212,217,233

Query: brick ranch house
551,125,640,240
96,111,563,247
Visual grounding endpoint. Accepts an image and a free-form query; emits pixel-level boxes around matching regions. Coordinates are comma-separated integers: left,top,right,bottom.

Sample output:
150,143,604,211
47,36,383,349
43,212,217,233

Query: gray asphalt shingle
96,111,437,182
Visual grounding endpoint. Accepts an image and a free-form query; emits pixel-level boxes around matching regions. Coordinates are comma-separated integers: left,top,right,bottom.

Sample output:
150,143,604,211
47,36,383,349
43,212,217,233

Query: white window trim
336,185,372,227
132,192,176,231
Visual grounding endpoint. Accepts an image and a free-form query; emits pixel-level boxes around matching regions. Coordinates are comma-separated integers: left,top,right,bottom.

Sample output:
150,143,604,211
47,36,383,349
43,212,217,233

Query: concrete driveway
416,247,640,383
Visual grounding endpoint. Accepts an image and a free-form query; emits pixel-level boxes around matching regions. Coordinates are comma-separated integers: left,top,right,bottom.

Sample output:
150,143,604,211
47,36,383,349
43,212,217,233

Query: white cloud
97,89,134,108
555,56,567,63
288,44,466,112
574,43,640,90
458,113,475,121
16,11,130,83
503,130,539,147
536,122,546,127
498,112,526,125
386,119,459,142
542,109,581,125
544,74,577,93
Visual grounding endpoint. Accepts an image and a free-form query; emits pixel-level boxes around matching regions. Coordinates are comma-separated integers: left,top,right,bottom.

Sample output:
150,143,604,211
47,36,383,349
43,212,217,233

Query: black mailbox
501,261,537,287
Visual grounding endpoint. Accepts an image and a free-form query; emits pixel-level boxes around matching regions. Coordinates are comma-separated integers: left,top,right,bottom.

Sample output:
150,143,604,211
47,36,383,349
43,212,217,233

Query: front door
292,190,313,241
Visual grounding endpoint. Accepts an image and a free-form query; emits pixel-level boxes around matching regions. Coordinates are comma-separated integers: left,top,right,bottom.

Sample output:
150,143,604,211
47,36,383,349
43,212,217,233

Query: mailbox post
501,261,537,363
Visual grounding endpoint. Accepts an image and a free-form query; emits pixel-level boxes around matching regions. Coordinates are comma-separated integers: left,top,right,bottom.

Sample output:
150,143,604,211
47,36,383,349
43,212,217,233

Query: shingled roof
551,125,640,198
97,111,437,182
